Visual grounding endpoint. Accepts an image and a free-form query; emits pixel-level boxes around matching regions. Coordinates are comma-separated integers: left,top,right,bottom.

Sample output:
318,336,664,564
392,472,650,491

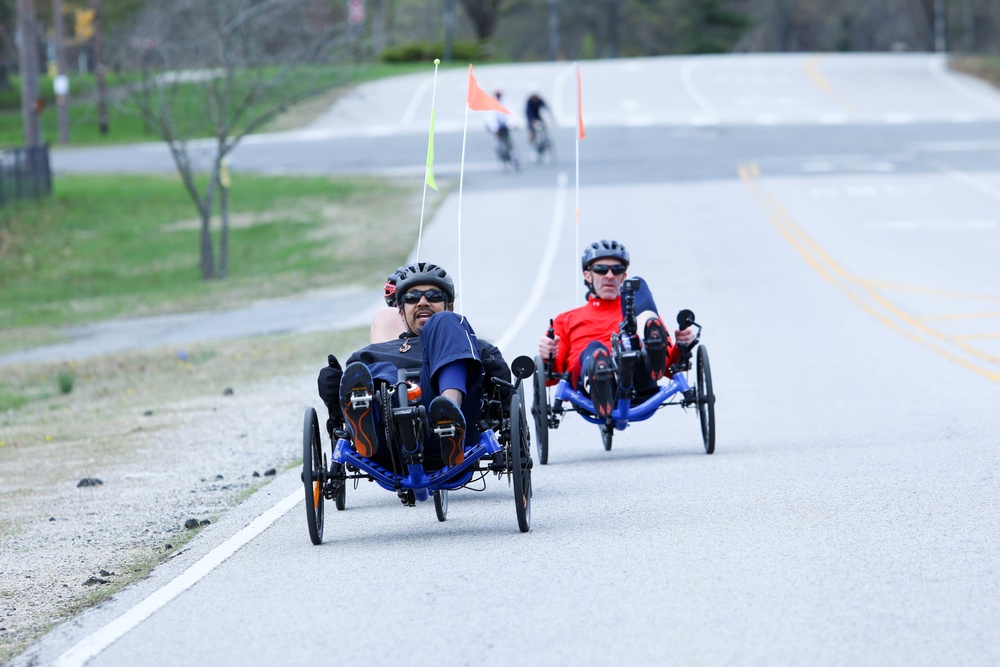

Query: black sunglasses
401,289,447,305
588,263,627,276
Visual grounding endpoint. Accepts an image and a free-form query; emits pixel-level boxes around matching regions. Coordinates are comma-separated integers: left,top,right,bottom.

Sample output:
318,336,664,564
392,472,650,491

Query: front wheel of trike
696,345,716,454
510,386,532,533
302,407,326,545
531,355,549,465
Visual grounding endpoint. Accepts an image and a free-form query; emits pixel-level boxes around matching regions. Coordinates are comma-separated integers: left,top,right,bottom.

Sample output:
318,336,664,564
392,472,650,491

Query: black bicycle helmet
393,262,455,304
581,239,630,270
383,266,407,307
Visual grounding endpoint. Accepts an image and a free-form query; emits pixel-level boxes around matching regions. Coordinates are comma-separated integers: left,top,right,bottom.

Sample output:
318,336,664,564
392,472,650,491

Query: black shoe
587,348,614,419
644,317,669,381
340,362,379,457
429,396,466,467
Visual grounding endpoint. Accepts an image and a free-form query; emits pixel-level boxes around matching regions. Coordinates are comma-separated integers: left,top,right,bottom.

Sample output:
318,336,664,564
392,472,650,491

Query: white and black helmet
582,239,629,270
393,262,455,303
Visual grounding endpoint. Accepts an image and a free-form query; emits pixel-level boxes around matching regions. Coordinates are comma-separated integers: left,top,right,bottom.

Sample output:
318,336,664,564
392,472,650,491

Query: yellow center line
803,55,857,113
739,162,1000,383
954,332,1000,341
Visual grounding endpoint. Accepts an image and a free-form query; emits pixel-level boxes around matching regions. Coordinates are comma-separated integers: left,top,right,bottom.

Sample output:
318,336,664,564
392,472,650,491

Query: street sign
348,0,365,25
53,75,69,96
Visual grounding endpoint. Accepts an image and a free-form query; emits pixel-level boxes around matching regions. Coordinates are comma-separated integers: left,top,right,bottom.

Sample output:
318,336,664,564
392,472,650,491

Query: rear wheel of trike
331,461,346,511
601,422,613,451
302,407,325,545
697,345,716,454
433,490,448,522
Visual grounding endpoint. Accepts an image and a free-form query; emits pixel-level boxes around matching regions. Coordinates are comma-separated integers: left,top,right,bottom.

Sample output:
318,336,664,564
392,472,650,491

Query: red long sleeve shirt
548,295,681,386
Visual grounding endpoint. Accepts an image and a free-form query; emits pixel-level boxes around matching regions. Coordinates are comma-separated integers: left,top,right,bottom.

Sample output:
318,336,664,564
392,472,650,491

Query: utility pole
93,0,108,134
934,0,947,52
443,0,455,62
53,0,69,143
548,0,560,61
16,0,41,147
607,0,621,58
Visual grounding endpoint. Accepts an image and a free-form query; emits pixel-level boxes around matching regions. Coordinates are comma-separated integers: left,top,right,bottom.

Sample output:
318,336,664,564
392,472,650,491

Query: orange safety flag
577,64,586,140
466,65,510,114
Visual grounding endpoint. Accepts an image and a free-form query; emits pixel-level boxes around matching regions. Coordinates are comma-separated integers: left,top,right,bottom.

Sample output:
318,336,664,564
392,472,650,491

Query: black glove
317,354,343,417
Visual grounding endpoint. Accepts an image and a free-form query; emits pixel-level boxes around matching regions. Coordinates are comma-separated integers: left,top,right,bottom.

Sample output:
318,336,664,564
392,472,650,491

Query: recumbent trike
531,278,716,463
302,355,536,544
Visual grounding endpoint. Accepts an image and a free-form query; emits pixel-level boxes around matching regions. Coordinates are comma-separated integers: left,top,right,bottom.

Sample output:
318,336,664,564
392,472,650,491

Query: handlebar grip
546,318,556,368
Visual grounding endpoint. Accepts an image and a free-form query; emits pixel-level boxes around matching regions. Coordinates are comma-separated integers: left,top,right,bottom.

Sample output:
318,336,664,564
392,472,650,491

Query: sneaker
587,348,614,419
429,396,466,467
340,362,379,457
644,317,669,381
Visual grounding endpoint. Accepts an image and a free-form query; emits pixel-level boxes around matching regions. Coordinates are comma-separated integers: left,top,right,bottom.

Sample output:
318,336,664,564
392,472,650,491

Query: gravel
0,339,349,663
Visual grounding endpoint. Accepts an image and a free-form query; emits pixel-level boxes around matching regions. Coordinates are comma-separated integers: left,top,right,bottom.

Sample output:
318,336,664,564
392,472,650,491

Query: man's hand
674,327,696,346
317,355,343,415
539,333,559,359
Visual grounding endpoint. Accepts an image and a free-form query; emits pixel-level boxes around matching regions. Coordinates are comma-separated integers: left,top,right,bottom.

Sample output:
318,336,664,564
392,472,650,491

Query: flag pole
417,58,441,262
458,64,510,313
456,68,472,314
574,62,584,303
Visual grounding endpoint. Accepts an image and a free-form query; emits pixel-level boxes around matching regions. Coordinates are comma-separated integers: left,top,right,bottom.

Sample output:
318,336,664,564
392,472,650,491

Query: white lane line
55,176,568,665
551,63,576,128
495,171,568,352
928,54,1000,112
680,60,717,117
926,156,1000,203
400,76,434,129
56,490,302,667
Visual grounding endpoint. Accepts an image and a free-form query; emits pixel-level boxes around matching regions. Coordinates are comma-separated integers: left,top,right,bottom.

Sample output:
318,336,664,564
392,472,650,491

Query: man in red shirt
537,239,695,418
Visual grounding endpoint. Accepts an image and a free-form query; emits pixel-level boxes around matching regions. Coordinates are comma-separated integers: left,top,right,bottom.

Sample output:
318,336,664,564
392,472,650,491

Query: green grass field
0,63,436,147
0,173,428,344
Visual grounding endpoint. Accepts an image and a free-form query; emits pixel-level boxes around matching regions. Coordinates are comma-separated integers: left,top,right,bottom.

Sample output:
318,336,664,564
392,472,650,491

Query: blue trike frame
302,355,537,544
549,370,693,432
531,285,715,462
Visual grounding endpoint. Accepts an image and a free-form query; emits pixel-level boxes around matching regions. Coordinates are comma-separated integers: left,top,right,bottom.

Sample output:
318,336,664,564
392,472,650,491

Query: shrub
58,366,75,395
380,41,483,63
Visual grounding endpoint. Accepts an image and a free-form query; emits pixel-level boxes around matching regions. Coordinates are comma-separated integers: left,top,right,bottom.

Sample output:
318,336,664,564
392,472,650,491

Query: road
15,53,1000,666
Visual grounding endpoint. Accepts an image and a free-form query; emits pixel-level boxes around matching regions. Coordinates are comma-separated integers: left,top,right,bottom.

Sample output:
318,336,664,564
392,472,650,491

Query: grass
0,326,367,446
0,62,439,148
949,55,1000,90
0,172,430,345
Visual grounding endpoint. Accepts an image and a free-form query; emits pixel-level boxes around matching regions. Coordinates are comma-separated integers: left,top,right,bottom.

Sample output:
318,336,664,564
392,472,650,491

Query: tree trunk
16,0,41,146
218,157,230,279
92,0,108,134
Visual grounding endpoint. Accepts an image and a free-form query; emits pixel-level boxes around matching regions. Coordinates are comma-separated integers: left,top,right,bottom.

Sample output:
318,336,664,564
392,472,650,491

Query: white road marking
54,176,570,663
680,60,717,117
495,172,568,352
56,490,303,667
928,54,1000,112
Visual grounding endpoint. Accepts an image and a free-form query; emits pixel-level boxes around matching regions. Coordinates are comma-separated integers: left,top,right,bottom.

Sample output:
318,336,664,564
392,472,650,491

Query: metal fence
0,146,52,207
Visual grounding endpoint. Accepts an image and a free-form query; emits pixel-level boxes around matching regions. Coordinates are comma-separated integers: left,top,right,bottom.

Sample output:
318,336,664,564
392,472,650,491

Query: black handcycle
531,278,715,463
302,355,536,544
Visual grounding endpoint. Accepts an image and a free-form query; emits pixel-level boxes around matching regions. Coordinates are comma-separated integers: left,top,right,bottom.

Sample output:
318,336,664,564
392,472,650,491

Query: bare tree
107,0,347,280
458,0,529,42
